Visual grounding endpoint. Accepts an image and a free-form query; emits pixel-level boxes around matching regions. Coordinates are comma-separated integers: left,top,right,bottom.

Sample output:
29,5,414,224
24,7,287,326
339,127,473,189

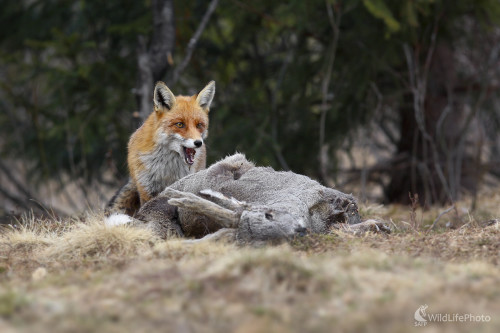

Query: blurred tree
357,0,500,205
0,0,151,183
136,0,175,121
185,0,500,205
0,0,499,214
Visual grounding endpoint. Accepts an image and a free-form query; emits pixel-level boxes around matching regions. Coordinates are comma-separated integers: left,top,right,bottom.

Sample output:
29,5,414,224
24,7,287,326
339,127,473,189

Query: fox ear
196,81,215,111
154,81,176,112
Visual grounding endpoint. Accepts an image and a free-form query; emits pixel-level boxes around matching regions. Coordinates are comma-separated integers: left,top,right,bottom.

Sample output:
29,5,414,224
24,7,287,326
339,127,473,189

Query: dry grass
43,218,156,262
0,193,499,333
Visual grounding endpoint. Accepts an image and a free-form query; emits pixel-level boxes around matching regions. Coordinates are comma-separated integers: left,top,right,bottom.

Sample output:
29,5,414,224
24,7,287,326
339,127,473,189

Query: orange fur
107,81,214,215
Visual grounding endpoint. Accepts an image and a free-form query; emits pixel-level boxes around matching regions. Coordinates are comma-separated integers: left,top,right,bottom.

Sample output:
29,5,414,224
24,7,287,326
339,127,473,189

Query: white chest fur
137,144,192,197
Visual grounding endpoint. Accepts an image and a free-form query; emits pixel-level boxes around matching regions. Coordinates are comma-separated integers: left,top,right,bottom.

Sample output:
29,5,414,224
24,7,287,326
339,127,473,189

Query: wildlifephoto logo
414,304,491,327
414,304,429,325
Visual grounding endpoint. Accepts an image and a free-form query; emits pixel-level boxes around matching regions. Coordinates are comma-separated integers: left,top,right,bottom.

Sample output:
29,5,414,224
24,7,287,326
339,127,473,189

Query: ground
0,191,499,333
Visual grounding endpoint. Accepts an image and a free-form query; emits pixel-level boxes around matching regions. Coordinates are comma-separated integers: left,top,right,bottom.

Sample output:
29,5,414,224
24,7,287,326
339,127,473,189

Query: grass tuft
42,215,157,261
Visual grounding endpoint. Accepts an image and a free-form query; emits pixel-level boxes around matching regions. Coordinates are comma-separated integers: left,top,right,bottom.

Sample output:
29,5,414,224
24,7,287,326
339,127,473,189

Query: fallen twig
427,205,455,232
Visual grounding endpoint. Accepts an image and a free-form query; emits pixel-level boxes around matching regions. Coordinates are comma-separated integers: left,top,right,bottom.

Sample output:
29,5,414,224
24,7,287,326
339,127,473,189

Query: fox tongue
184,148,196,165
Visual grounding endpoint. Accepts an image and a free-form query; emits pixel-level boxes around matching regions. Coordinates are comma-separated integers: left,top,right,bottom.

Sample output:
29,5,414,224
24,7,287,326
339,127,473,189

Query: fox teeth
183,147,196,165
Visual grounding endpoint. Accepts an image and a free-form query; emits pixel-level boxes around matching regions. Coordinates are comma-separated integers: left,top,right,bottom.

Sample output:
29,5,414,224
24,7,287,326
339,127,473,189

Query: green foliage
175,0,375,173
0,1,151,184
363,0,400,34
0,0,499,194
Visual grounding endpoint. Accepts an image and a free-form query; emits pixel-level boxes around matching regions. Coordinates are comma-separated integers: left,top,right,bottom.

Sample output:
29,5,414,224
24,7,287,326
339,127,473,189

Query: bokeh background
1,0,500,219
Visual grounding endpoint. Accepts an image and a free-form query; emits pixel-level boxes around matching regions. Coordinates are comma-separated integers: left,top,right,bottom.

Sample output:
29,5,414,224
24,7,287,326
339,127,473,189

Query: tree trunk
385,43,479,206
136,0,175,121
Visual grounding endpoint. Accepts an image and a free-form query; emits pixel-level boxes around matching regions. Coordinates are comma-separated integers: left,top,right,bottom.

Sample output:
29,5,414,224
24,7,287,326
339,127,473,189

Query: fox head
152,81,215,165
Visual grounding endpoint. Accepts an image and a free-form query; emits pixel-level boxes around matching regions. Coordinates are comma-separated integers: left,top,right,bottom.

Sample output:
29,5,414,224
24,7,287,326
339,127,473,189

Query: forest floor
0,190,499,333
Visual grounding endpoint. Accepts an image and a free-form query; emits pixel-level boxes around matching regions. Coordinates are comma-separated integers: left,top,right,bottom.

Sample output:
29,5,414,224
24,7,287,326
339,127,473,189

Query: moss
0,289,27,318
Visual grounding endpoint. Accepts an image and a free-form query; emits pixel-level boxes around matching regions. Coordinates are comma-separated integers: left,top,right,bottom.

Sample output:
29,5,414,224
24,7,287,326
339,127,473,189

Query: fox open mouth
183,147,196,165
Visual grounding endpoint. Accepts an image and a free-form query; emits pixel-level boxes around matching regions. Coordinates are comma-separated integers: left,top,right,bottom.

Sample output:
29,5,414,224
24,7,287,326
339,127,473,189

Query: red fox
106,80,215,216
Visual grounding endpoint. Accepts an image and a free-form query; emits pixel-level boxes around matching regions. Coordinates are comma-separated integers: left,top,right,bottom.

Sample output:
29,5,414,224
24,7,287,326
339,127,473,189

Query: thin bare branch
169,0,219,85
136,36,154,120
0,185,31,211
428,205,455,232
270,37,293,171
319,1,342,187
403,17,455,204
0,160,35,200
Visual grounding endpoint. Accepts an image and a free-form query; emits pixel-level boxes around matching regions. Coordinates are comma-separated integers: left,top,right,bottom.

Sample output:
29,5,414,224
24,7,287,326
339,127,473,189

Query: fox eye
196,123,204,129
175,122,185,128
